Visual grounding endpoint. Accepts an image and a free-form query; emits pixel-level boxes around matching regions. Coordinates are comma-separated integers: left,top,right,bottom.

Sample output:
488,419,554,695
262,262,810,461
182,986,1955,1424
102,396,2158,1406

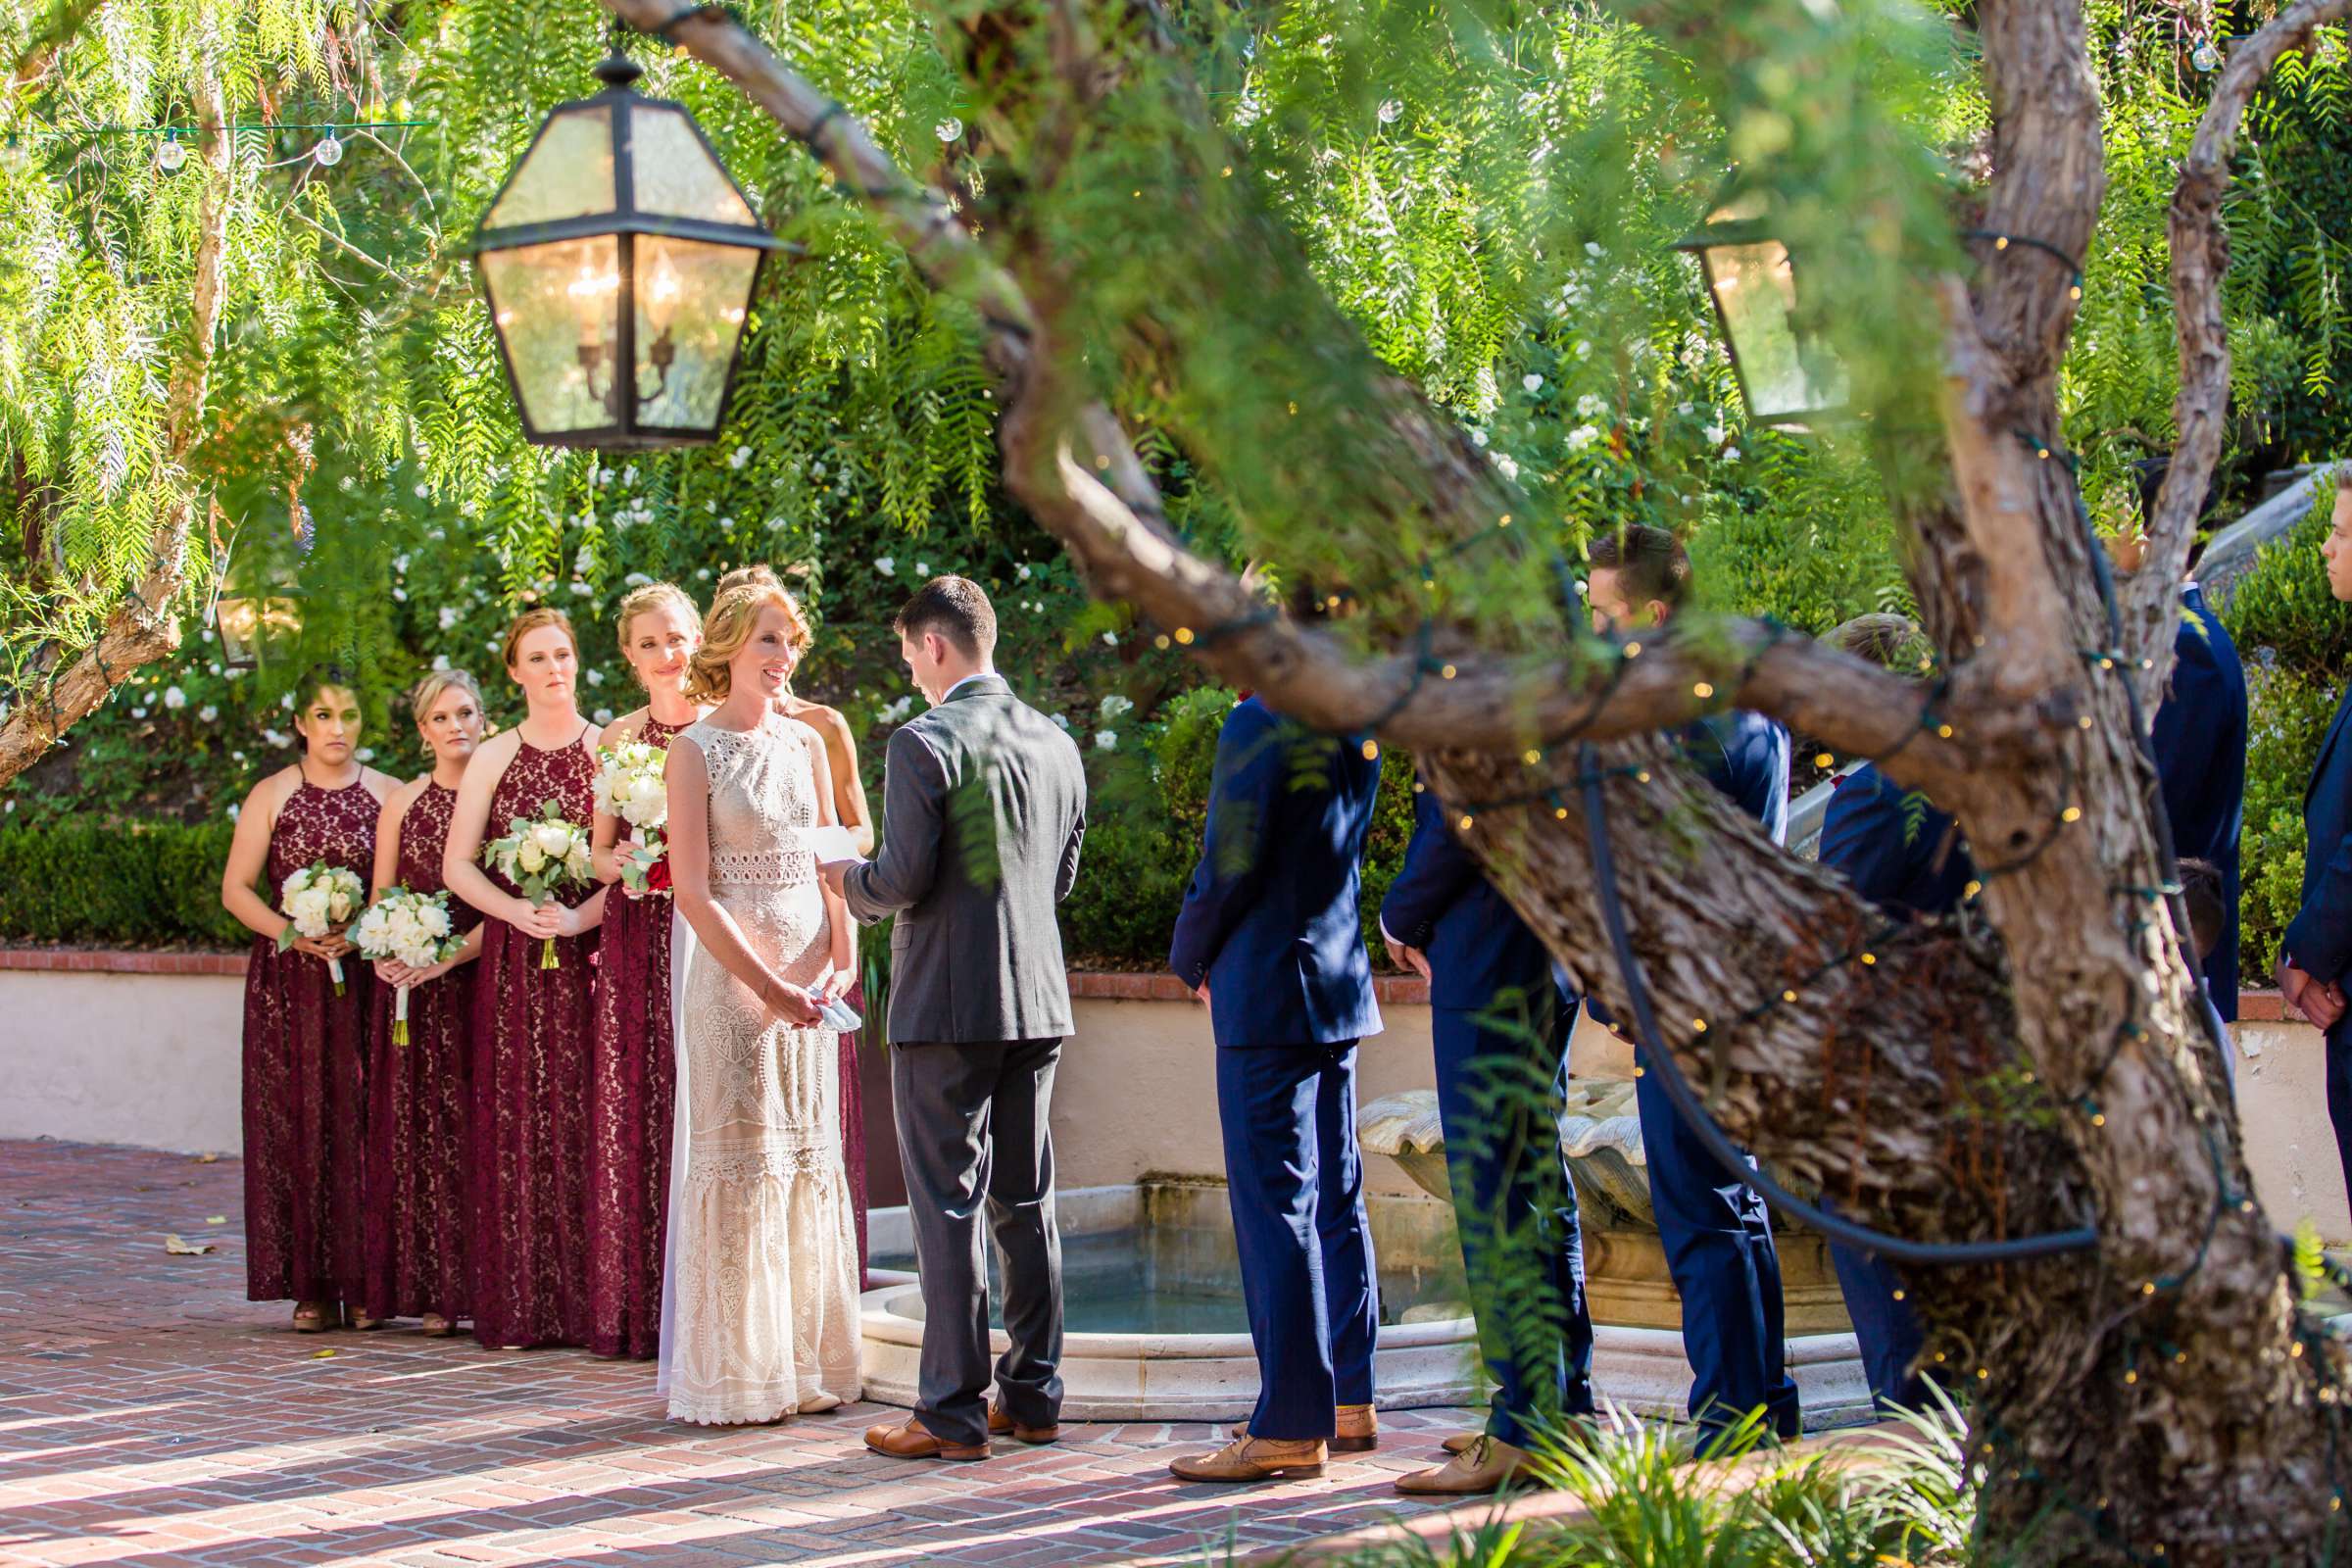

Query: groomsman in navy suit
1166,634,1385,1484
2282,473,2352,1209
1379,780,1594,1493
1812,613,1974,1413
1586,524,1802,1442
2150,572,2247,1020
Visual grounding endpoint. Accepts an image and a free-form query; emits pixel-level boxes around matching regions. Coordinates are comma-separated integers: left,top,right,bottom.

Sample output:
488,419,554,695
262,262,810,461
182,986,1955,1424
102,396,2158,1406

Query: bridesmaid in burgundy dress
444,609,608,1349
220,666,399,1332
585,583,708,1358
361,668,489,1335
715,564,875,1282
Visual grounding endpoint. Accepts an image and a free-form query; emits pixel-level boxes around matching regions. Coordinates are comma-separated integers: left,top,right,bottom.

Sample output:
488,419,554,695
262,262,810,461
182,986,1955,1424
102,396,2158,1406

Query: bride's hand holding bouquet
481,799,594,969
278,860,367,995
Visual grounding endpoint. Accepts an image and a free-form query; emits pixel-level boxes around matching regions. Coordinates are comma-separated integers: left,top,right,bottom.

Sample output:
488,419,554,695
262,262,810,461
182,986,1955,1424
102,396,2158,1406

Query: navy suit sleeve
1168,705,1282,988
2286,824,2352,985
1379,786,1477,948
1819,774,1912,911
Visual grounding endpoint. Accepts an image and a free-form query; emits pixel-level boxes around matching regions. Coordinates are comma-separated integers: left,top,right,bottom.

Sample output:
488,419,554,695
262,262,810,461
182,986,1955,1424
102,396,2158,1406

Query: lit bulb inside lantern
643,253,683,333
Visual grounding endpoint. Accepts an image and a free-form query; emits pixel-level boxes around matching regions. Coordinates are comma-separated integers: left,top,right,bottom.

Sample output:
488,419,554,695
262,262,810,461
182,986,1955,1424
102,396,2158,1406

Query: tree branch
2128,0,2352,689
0,62,230,786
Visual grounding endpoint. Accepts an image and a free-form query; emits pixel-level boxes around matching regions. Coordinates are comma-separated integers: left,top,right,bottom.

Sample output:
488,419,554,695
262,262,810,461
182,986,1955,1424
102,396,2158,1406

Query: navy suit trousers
2328,1021,2352,1216
1825,1241,1927,1413
1633,1054,1801,1437
1432,1002,1594,1446
1215,1041,1380,1441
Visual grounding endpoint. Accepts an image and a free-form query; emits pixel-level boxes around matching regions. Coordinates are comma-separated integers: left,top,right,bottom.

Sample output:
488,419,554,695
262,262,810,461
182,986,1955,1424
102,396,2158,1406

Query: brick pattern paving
0,1140,1470,1567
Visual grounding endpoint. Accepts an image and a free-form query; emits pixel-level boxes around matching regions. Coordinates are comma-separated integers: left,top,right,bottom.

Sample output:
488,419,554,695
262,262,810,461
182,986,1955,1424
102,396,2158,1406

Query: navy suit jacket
1380,782,1572,1016
1684,711,1791,844
2150,584,2246,1019
1819,764,1974,919
2287,681,2352,995
1168,696,1384,1050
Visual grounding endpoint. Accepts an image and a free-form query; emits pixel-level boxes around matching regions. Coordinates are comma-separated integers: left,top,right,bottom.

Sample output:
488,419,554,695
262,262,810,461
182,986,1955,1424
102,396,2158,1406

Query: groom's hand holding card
804,824,863,895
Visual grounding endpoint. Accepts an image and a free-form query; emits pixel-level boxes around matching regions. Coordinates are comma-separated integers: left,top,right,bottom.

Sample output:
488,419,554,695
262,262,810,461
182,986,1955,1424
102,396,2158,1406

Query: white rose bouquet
593,740,671,896
353,888,464,1045
277,860,367,995
481,799,594,969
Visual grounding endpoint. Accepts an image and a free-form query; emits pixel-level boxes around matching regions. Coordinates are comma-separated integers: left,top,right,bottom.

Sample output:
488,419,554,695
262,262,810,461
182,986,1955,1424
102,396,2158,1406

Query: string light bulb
312,130,344,168
155,134,187,174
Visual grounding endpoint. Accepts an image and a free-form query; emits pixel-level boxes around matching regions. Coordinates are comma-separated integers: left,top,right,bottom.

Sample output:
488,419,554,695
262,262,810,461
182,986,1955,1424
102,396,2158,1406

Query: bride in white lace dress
660,583,862,1423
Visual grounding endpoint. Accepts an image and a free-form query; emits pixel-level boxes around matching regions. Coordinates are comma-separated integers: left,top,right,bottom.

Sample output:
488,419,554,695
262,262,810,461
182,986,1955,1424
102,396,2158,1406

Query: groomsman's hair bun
501,607,580,668
409,666,483,721
616,582,703,656
893,575,996,662
686,583,812,703
1585,523,1691,611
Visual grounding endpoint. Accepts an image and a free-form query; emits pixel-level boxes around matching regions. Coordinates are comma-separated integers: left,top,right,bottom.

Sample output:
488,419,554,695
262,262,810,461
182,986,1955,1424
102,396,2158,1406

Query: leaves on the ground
193,1153,220,1163
162,1233,215,1255
205,1215,225,1224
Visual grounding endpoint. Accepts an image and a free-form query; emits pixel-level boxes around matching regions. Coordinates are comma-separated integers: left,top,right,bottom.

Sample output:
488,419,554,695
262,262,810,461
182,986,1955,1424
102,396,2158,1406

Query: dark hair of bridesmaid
499,607,579,669
290,663,361,756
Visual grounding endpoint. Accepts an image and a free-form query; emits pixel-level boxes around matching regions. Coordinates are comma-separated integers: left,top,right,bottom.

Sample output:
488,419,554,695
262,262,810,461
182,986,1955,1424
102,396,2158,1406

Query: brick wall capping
0,947,2291,1021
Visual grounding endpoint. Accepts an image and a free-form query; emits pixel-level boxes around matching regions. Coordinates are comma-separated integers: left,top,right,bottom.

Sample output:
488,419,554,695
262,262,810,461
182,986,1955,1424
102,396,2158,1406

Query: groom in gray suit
822,576,1088,1462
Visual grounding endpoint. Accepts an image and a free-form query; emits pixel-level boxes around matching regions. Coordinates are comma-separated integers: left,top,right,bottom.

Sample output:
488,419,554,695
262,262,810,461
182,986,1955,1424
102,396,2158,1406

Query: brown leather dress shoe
1226,1403,1377,1452
987,1404,1061,1445
1442,1431,1480,1456
1169,1435,1328,1483
1394,1435,1540,1495
864,1414,991,1462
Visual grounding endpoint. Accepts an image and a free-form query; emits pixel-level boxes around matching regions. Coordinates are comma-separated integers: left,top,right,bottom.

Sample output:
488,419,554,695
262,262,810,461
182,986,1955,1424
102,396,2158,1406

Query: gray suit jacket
844,673,1087,1045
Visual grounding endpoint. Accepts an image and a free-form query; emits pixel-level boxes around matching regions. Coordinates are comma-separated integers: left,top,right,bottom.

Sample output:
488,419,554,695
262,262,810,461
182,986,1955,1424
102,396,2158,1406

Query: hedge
0,815,246,949
0,689,1422,968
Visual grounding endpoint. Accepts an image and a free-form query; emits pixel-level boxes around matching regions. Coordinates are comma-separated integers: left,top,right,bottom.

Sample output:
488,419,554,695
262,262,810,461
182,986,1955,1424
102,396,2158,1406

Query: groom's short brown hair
895,575,997,661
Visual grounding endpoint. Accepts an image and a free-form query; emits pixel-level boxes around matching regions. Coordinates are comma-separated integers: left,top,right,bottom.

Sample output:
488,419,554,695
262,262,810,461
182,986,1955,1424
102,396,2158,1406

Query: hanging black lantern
1675,201,1849,427
470,49,786,449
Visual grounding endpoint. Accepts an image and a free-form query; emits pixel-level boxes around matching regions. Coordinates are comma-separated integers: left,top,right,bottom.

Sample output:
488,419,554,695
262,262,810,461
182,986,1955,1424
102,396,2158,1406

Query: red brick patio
0,1140,1471,1567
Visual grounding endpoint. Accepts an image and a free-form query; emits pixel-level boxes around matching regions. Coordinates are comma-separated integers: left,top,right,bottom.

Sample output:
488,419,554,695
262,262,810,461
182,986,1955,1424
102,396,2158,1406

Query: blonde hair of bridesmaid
684,583,812,704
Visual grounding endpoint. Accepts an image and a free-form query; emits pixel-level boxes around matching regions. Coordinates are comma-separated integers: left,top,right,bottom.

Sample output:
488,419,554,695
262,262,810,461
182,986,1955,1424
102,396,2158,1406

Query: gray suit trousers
890,1037,1064,1446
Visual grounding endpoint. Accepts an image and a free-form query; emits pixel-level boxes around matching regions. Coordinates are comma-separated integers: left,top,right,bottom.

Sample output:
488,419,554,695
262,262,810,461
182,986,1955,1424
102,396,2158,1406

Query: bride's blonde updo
684,583,812,704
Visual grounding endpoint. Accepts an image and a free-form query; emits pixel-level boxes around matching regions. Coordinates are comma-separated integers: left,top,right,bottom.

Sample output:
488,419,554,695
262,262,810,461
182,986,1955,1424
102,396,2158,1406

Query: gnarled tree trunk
624,0,2349,1557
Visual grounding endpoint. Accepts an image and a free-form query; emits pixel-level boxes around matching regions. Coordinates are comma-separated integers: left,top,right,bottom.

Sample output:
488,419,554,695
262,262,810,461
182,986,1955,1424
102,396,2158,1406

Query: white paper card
801,825,863,864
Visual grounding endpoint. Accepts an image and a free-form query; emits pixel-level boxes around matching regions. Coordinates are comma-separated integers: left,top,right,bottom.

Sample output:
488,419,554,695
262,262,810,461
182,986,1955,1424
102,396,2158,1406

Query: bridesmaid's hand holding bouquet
593,741,670,898
481,800,594,969
354,888,464,1044
278,860,367,995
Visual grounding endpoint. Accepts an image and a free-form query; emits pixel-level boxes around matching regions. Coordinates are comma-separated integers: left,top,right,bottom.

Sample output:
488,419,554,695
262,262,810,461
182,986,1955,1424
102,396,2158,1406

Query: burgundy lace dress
585,715,684,1358
362,782,480,1324
241,777,377,1307
469,731,602,1348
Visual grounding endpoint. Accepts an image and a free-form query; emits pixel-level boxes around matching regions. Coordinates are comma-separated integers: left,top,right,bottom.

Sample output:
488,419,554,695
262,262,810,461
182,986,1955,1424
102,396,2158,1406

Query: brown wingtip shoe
1225,1404,1378,1452
987,1404,1062,1445
864,1414,991,1462
1169,1435,1328,1483
1393,1435,1540,1495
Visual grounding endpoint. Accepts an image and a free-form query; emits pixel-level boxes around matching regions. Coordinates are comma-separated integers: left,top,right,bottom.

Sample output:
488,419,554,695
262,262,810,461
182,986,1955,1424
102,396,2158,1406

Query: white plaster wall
2231,1017,2352,1245
0,970,246,1153
3,966,2345,1247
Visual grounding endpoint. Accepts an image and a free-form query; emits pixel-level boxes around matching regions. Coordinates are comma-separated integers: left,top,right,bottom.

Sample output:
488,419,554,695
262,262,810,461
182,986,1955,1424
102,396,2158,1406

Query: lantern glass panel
484,107,616,228
216,596,302,667
1697,237,1847,421
481,234,624,436
632,234,760,431
630,106,758,225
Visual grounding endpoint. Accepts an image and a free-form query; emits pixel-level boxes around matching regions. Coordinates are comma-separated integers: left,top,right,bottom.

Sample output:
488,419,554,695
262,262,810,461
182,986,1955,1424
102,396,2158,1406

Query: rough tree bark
613,0,2346,1557
0,54,230,787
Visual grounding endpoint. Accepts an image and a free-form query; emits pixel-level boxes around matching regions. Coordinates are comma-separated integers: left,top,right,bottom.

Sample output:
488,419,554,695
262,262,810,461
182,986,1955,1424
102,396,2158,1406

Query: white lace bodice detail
681,715,820,891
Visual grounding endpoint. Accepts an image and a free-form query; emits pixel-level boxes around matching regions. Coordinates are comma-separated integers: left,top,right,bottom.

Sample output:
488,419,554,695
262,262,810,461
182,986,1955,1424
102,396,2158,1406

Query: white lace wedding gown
662,712,861,1423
